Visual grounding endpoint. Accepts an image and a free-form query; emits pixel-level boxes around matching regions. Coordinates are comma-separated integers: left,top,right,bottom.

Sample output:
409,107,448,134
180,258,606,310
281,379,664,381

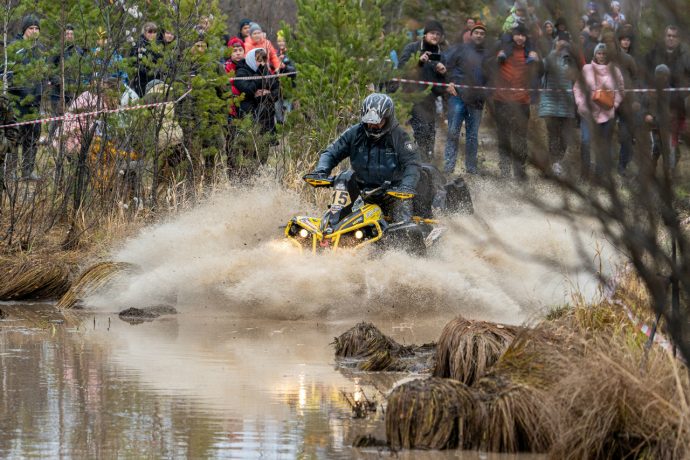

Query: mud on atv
284,165,472,256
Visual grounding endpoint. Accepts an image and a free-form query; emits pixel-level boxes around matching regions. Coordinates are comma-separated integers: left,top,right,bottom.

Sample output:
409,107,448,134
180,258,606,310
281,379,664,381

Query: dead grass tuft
57,261,136,309
385,377,481,450
433,316,518,385
0,255,71,300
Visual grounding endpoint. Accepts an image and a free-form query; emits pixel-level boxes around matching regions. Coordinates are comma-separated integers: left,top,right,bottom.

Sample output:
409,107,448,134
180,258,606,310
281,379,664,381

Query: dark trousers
494,101,530,179
410,107,436,162
545,117,575,163
7,123,40,177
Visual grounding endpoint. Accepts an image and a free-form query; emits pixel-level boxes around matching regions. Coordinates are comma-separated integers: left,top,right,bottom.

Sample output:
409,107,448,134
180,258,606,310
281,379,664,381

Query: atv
284,165,472,255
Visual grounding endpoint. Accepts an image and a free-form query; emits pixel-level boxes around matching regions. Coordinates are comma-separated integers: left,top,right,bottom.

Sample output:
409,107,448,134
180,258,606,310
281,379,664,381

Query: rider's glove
305,171,328,180
387,185,416,200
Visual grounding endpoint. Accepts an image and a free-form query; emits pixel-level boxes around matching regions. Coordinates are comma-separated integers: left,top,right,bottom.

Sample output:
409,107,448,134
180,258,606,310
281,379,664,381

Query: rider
308,93,421,223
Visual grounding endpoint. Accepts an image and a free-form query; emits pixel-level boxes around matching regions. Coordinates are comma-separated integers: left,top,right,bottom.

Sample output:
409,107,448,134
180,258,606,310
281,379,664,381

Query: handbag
591,67,615,109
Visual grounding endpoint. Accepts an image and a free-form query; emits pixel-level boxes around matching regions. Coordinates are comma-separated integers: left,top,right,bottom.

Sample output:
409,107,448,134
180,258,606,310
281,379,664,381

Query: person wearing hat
7,14,47,180
236,18,252,42
644,25,690,168
604,1,626,31
490,22,540,180
243,22,281,72
538,30,577,176
573,42,624,178
398,19,449,162
443,21,489,174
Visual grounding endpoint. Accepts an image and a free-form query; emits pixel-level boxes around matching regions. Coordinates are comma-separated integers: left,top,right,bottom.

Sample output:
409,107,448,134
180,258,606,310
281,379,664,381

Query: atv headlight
354,230,364,239
299,228,310,238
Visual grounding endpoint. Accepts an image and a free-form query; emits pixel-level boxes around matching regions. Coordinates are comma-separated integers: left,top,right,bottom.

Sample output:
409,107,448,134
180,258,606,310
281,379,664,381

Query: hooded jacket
233,50,279,131
538,47,576,118
573,61,624,123
314,122,421,191
243,36,281,72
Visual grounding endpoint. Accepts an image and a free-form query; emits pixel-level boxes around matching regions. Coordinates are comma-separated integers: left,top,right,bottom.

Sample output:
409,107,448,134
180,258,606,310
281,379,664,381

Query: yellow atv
284,167,472,255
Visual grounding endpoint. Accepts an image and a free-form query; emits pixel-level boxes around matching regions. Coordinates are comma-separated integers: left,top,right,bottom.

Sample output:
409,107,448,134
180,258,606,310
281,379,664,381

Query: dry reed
57,261,136,309
333,322,411,358
385,377,480,450
433,316,518,385
0,256,71,300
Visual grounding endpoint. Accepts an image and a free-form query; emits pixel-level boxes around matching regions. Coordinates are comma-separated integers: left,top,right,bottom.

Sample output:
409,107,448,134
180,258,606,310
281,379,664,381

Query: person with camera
399,20,449,163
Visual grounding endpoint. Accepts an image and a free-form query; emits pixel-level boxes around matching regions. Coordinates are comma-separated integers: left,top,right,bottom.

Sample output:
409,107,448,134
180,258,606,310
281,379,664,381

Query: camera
427,52,442,61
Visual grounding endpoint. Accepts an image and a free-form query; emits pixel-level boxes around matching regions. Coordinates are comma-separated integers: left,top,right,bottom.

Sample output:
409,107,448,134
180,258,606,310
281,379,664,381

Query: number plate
330,190,351,208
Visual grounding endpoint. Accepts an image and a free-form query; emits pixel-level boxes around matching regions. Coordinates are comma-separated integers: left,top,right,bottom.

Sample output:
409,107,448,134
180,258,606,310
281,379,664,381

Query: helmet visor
361,108,382,125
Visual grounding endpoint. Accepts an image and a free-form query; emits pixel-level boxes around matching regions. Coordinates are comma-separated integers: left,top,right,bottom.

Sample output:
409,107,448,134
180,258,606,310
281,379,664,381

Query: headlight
354,230,364,239
299,228,310,238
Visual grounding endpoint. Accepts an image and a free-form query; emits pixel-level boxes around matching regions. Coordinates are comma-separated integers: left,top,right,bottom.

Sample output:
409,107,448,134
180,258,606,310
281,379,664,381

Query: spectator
573,43,624,178
243,23,281,73
91,27,128,85
234,48,280,136
399,20,449,162
538,31,577,176
644,25,690,168
642,64,672,171
490,23,540,180
235,18,252,43
50,24,85,109
7,14,47,180
0,95,19,193
443,21,489,175
582,19,602,64
502,1,529,34
225,38,247,177
161,28,176,47
583,2,602,26
603,1,626,32
603,30,638,174
538,20,555,57
275,30,296,123
129,22,162,97
461,18,475,44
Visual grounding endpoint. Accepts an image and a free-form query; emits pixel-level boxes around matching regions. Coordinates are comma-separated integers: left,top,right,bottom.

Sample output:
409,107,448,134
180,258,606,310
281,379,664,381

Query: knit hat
470,21,487,34
554,17,567,30
423,20,444,35
21,14,40,35
587,18,602,29
238,18,252,29
655,64,670,76
512,23,529,36
514,0,528,11
610,1,621,8
228,37,244,49
593,43,607,55
587,1,598,11
248,22,262,35
276,30,285,42
65,24,74,31
617,27,634,40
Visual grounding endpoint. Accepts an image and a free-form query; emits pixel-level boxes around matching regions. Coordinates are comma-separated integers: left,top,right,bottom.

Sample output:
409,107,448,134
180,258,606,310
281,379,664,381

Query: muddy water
0,303,541,459
1,178,609,457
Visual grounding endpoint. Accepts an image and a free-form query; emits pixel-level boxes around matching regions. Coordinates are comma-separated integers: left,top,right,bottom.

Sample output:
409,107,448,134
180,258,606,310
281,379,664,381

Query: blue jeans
580,118,614,177
443,96,483,174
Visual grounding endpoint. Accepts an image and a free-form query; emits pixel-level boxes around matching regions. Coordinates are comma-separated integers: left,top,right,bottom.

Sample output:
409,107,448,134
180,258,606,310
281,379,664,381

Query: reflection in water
0,306,418,458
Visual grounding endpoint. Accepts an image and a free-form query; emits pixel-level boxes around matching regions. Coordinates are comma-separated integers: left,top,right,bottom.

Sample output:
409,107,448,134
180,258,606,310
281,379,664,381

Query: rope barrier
0,88,193,129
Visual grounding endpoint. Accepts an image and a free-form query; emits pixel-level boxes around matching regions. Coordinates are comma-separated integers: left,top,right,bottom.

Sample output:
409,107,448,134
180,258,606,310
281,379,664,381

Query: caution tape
391,76,690,94
0,88,193,129
604,266,677,356
228,71,297,81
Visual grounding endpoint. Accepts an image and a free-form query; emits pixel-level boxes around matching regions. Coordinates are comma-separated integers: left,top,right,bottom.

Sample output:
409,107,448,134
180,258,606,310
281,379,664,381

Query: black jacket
444,41,489,108
315,123,421,190
9,34,47,115
645,44,690,116
399,40,447,118
129,35,162,97
234,60,279,116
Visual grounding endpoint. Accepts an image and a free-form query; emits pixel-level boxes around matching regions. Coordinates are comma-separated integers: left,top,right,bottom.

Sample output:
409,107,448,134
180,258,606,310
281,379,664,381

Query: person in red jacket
490,23,540,180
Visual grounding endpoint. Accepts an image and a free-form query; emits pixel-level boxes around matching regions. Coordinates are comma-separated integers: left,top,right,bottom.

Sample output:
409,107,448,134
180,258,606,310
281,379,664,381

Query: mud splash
88,177,614,323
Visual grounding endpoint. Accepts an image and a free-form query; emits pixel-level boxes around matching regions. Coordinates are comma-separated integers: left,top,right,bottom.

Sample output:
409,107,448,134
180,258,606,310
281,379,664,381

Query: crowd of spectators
401,0,690,181
0,12,295,187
